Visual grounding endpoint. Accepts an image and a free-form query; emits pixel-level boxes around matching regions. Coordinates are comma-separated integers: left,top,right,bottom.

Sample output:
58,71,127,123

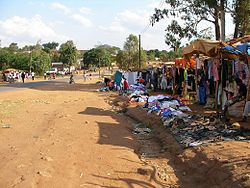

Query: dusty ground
125,104,250,188
0,78,161,188
1,77,250,188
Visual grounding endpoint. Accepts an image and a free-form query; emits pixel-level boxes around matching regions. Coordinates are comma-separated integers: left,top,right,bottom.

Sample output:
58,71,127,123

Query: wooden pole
247,56,250,101
139,34,141,69
220,53,223,110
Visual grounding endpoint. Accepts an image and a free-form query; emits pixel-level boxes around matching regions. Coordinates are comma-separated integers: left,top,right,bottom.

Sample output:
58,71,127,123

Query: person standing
83,71,87,82
21,72,25,83
123,78,129,94
44,72,47,80
31,72,35,80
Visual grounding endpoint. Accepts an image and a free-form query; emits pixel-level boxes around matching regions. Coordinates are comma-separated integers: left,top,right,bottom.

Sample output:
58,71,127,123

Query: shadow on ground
97,93,250,188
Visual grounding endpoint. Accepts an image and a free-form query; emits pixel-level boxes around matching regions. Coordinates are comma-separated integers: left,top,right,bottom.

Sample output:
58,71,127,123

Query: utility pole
98,58,101,78
139,34,141,69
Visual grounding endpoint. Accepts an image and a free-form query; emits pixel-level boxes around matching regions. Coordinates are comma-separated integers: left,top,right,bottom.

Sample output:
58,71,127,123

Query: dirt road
0,78,159,188
1,78,250,188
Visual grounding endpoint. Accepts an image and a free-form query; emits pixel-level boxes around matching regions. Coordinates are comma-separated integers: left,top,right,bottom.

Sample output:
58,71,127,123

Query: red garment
124,80,129,90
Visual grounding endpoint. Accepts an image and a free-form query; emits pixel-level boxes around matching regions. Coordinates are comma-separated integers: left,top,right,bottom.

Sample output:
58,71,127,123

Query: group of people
104,75,145,95
3,71,35,83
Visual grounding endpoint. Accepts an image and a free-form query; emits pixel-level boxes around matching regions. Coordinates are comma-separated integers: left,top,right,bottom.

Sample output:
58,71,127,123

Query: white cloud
79,7,93,15
98,6,170,50
100,10,150,35
117,10,149,28
0,15,69,47
99,21,125,33
51,2,71,15
71,14,93,28
50,3,93,28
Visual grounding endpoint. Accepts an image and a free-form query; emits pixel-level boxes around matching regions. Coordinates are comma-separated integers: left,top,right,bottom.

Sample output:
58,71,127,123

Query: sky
0,0,234,50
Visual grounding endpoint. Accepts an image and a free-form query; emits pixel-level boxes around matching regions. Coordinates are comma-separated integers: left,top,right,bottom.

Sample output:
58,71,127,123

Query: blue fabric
114,71,122,85
236,43,250,53
161,109,172,117
199,86,206,105
222,46,242,55
150,106,160,111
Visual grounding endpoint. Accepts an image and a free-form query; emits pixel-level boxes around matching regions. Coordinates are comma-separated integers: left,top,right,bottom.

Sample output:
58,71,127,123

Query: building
52,62,64,71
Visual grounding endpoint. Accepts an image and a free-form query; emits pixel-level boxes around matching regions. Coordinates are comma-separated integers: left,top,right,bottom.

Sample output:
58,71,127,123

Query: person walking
21,72,25,83
31,71,35,80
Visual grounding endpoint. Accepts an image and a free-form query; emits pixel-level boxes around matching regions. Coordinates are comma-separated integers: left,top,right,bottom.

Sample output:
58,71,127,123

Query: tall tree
151,0,229,47
59,40,78,71
232,0,250,37
30,50,51,74
123,34,139,69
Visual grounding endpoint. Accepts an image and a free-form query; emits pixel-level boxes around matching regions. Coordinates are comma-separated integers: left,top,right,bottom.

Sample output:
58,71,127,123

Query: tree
116,50,126,70
30,50,51,74
147,51,156,61
42,42,59,53
115,34,148,70
83,47,111,68
151,0,230,48
232,0,250,37
8,43,19,52
59,40,78,71
0,49,11,70
123,34,139,69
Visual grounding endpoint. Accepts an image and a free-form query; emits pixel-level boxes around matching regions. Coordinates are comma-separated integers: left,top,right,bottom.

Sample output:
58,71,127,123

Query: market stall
182,37,249,116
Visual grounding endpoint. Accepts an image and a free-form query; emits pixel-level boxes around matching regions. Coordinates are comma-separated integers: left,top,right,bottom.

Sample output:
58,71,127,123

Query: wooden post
247,56,250,101
139,34,141,69
220,53,223,110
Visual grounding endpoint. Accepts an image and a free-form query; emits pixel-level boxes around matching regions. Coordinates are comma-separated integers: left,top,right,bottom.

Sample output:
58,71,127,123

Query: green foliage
59,40,78,68
83,47,112,68
150,0,231,48
232,0,250,37
8,43,19,52
30,50,51,74
0,49,12,70
42,42,59,53
115,34,149,70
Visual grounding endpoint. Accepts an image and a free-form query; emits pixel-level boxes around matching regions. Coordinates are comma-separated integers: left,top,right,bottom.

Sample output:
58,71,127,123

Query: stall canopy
2,68,20,73
182,39,223,57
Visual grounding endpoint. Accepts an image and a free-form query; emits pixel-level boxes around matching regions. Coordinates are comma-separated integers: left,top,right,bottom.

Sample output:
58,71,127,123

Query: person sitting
136,77,145,85
104,77,111,86
108,81,114,91
223,77,247,115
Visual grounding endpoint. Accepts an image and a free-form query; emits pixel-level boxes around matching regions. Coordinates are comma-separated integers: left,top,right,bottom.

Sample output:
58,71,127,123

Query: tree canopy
83,47,112,68
59,40,78,69
116,34,147,70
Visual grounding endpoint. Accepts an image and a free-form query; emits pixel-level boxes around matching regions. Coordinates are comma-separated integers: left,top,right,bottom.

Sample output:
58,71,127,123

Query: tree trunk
214,8,221,40
234,22,239,38
233,0,240,38
220,0,225,41
215,19,221,40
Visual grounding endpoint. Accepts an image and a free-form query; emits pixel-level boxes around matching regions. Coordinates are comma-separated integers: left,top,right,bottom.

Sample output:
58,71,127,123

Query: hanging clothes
160,76,167,90
114,71,122,86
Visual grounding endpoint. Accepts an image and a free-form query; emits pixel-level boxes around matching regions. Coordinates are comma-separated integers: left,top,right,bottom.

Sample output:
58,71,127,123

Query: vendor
136,77,145,85
223,77,247,115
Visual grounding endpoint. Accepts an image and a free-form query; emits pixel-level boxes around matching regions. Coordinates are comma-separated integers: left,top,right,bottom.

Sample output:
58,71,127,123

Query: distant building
52,62,64,71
